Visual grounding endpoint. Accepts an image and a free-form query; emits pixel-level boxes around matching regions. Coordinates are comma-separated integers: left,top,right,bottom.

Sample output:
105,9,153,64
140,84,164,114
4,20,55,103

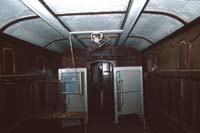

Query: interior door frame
87,60,116,117
113,66,144,124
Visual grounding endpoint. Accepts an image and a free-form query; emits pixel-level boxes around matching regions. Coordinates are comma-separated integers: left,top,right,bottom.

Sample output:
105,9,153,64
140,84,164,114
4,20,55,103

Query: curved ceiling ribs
19,0,86,49
44,38,68,48
0,3,128,48
39,0,88,48
43,35,153,48
39,0,70,31
117,0,149,46
0,16,39,32
114,0,133,46
123,9,188,47
129,35,154,44
0,0,196,53
120,0,133,30
143,10,188,25
0,11,126,33
57,11,126,17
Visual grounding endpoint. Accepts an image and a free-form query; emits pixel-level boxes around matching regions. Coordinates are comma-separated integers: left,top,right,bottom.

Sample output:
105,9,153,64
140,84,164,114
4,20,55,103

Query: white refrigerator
114,66,144,123
58,68,88,117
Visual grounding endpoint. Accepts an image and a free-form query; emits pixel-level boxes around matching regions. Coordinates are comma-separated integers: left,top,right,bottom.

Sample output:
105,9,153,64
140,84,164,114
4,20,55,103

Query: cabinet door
59,68,87,114
66,95,85,112
114,67,143,123
120,92,141,115
61,72,81,94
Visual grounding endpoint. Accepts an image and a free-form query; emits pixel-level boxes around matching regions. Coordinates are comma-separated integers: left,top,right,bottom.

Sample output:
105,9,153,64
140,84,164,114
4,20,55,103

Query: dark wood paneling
144,71,200,133
158,47,177,70
0,75,45,133
0,33,62,76
0,75,61,133
62,47,140,67
0,33,62,133
143,16,200,133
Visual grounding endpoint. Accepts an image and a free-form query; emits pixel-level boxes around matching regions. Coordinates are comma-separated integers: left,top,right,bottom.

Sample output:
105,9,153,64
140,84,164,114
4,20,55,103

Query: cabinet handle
120,80,124,106
66,95,69,110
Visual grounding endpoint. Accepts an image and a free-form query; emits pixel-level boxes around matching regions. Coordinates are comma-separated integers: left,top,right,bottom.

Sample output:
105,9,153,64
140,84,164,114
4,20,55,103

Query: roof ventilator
90,32,110,51
69,30,123,67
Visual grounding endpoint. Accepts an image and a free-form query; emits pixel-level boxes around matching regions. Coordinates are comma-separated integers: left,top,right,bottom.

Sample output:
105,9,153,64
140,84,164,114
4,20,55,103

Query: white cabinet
114,66,144,123
58,68,88,114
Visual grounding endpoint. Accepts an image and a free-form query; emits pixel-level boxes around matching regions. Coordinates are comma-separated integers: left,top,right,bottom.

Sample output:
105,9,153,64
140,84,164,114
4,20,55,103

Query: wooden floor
11,114,146,133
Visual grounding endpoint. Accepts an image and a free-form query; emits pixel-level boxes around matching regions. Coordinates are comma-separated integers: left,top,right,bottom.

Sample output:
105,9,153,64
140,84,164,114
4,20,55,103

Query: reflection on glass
61,72,80,93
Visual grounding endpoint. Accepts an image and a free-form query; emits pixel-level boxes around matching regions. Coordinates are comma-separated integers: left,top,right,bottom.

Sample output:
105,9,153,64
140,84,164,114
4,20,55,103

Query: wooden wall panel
0,49,2,75
143,18,200,133
62,47,141,68
158,47,177,70
0,76,43,133
0,33,62,77
191,37,200,69
145,73,200,133
0,34,62,133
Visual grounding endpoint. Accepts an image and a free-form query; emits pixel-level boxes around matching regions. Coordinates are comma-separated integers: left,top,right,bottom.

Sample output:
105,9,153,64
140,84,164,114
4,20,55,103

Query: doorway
88,61,115,120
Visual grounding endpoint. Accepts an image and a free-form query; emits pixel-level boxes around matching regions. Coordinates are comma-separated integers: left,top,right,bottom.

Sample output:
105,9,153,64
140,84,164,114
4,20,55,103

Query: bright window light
43,0,129,14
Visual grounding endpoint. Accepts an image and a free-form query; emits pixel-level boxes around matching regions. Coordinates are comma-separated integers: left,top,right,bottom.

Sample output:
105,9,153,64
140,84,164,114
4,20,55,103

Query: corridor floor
11,114,146,133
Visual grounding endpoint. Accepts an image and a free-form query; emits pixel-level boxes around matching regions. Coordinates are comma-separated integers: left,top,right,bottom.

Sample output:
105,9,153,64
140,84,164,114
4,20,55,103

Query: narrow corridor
11,114,145,133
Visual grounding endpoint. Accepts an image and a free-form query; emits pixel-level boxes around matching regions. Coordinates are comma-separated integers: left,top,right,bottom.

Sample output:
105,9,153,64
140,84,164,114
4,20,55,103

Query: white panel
67,95,85,112
121,92,141,115
20,0,84,48
58,68,88,119
145,0,200,22
60,14,124,32
114,67,143,123
125,37,152,51
44,0,129,14
131,14,184,42
0,0,36,28
4,18,63,47
120,70,142,92
46,40,69,53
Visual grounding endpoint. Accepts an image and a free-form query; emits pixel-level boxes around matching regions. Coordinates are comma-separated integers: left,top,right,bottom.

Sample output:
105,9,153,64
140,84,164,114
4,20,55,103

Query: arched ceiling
0,0,200,53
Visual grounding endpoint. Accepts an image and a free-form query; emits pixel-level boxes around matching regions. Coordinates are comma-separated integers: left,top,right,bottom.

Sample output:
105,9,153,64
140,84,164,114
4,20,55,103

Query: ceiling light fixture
69,30,123,67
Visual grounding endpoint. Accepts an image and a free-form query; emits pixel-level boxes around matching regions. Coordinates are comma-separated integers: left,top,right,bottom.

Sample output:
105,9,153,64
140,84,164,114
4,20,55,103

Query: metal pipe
70,30,123,35
69,35,76,68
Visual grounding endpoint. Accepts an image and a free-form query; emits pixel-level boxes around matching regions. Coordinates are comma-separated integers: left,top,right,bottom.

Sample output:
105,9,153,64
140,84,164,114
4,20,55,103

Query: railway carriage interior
0,0,200,133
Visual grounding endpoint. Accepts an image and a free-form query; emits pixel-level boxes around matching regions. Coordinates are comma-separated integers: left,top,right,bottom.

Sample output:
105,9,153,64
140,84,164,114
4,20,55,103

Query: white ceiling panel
60,14,125,31
145,0,200,22
125,37,152,51
4,18,63,47
44,0,129,14
0,0,200,53
131,14,184,42
47,40,69,53
0,0,36,28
